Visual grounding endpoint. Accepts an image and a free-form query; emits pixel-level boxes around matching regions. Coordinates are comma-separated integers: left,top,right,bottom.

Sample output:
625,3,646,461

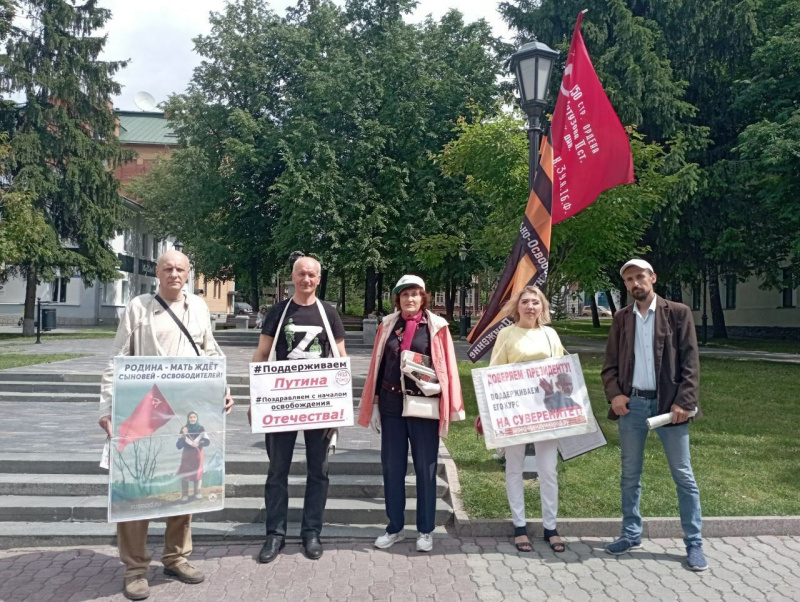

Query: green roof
116,111,178,145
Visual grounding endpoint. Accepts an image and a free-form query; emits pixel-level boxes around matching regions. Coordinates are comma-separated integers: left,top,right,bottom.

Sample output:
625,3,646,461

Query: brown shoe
123,575,150,600
163,561,205,584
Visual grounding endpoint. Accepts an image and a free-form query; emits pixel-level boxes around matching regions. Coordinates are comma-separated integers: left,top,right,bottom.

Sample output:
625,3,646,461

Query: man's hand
224,393,234,414
538,378,554,395
671,404,690,424
611,395,631,416
99,415,112,437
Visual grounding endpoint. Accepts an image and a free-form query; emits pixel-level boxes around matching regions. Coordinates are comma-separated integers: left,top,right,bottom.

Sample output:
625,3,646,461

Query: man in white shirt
98,250,233,600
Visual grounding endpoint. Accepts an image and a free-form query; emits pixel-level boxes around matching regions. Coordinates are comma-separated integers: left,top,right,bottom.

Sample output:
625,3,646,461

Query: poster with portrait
108,356,227,522
472,354,601,451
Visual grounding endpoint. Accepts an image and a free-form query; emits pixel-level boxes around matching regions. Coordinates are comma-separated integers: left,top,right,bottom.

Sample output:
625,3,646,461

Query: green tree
132,0,287,308
734,0,800,288
0,0,129,335
438,109,700,315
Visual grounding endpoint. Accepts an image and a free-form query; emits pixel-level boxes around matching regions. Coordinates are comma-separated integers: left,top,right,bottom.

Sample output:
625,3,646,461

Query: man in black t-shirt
251,256,347,564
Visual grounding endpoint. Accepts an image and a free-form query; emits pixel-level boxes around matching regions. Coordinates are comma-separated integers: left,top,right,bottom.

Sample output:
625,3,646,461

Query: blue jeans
618,396,702,547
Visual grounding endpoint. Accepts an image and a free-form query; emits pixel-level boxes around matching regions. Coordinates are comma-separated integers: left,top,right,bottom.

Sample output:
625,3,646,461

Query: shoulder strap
154,294,200,356
267,300,294,362
316,299,341,358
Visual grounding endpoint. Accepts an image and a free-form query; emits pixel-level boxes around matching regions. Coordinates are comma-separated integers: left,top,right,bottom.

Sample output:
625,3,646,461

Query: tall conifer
0,0,129,335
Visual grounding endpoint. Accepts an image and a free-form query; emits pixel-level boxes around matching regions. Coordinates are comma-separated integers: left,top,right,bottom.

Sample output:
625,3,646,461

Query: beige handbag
399,351,440,420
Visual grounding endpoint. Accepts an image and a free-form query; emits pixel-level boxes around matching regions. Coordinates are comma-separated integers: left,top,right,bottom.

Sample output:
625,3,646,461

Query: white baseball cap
620,258,654,276
392,275,426,295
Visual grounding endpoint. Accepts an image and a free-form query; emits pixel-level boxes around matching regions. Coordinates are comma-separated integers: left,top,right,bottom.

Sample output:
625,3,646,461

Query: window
213,281,221,299
123,230,134,253
465,289,475,308
121,280,130,305
152,238,160,260
782,268,794,308
434,292,445,306
50,277,68,303
691,281,701,311
140,283,148,295
725,275,736,309
102,282,116,305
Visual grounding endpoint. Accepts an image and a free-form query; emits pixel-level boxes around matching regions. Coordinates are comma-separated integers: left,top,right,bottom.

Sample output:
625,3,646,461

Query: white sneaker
374,530,405,549
416,532,433,552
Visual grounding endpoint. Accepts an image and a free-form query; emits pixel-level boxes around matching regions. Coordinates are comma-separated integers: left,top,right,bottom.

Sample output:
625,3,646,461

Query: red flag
551,11,634,224
117,384,176,451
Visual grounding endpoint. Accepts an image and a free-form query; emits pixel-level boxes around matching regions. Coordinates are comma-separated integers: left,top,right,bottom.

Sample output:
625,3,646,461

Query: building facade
0,110,235,326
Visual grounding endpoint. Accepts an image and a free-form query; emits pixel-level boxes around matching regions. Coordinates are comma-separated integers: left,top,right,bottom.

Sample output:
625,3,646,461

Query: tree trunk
445,277,456,322
589,292,600,328
339,272,346,314
249,258,259,309
709,266,727,339
320,269,328,301
364,266,376,316
376,272,384,314
22,267,37,336
605,289,617,315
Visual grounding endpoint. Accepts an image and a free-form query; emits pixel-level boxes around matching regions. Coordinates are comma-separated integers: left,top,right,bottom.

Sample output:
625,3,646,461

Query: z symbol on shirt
285,324,324,359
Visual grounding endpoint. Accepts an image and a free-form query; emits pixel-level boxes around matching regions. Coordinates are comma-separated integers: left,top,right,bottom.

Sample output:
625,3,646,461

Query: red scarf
400,311,424,352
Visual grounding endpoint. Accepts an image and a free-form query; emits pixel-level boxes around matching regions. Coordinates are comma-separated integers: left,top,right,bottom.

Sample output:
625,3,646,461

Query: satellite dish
133,91,157,112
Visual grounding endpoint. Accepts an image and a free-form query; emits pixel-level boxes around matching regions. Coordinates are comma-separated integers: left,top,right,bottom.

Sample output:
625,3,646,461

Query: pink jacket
358,310,465,437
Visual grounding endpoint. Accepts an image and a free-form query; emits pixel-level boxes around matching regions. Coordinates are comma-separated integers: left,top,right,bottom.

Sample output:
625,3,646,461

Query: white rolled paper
646,408,698,430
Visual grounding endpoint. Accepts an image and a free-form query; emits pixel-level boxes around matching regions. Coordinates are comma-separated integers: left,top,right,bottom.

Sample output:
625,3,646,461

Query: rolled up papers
646,408,698,430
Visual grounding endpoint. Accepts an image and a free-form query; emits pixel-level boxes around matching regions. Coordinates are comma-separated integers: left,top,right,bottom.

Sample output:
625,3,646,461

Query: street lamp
173,241,185,252
509,39,559,190
459,245,469,338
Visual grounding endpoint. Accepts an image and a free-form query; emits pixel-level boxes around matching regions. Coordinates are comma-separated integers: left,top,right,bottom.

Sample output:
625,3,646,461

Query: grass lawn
0,353,87,370
445,355,800,520
0,328,116,342
551,319,611,339
703,337,800,355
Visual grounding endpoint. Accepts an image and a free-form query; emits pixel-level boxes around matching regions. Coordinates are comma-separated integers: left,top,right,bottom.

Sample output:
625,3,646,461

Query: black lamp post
459,245,469,338
173,241,185,252
35,296,42,344
509,39,559,191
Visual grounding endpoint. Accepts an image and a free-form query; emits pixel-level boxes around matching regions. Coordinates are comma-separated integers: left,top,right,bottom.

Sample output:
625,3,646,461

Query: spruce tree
0,0,129,335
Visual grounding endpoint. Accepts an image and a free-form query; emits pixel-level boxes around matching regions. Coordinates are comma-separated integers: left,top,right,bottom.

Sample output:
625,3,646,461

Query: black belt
381,381,422,396
631,387,657,399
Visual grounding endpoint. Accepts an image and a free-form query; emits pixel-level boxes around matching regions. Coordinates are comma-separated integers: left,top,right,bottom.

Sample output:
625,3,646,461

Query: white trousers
505,438,559,529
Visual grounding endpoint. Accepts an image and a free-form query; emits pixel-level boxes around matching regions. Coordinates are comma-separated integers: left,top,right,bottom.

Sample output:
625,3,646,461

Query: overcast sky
99,0,515,111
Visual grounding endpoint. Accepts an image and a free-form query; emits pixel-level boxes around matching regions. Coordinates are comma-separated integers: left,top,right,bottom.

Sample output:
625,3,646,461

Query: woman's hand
181,427,188,435
370,404,381,434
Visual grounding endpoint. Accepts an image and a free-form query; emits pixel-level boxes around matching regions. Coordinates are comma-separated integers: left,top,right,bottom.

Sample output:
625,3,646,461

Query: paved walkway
1,536,799,601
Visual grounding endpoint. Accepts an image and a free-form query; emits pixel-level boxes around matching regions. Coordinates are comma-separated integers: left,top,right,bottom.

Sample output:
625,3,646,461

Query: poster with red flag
551,11,634,224
109,356,227,522
117,384,176,452
467,12,633,361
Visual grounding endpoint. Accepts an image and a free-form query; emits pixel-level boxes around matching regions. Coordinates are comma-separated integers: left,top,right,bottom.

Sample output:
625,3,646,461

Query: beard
631,288,649,300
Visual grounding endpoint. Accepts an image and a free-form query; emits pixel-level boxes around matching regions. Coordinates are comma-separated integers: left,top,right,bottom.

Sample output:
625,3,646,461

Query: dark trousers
380,413,440,535
264,428,330,542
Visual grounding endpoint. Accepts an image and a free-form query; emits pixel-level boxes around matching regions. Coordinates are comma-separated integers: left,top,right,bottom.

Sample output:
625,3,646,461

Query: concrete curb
439,442,800,538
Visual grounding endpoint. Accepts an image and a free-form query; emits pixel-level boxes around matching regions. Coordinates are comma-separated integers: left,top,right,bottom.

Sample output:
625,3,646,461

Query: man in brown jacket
601,259,706,571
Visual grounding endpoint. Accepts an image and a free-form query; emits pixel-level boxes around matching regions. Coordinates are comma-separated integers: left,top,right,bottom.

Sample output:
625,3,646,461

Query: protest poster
472,354,599,450
250,357,354,434
109,356,226,522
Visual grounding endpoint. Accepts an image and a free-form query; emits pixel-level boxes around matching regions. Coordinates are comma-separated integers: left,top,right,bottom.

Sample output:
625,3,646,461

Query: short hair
292,256,321,276
556,373,572,384
393,286,430,313
501,286,551,327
